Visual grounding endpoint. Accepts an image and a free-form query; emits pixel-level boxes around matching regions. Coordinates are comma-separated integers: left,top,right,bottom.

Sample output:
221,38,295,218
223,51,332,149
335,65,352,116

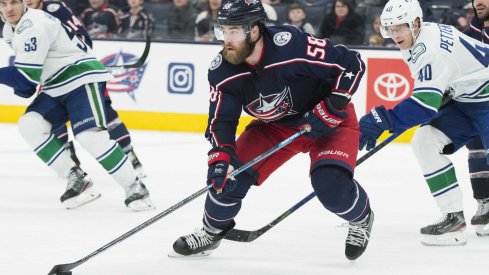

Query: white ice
0,122,487,275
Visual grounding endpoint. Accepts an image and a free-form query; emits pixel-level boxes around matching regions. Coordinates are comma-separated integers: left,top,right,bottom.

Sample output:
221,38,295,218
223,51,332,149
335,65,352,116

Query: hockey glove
359,105,393,151
207,147,238,195
302,98,348,139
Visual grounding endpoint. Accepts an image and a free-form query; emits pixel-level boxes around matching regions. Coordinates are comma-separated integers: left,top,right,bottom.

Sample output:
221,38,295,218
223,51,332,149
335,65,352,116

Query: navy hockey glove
207,147,238,195
359,105,393,151
302,98,348,139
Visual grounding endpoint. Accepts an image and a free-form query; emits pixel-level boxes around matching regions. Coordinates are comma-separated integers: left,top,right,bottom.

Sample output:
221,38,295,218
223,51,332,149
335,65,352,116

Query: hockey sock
412,125,463,213
311,165,370,222
18,112,74,177
467,141,489,199
107,118,132,153
52,124,69,144
76,128,136,189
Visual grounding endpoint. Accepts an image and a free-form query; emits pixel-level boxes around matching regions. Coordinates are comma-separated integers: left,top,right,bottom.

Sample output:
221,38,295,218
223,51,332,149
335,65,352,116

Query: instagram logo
168,63,194,94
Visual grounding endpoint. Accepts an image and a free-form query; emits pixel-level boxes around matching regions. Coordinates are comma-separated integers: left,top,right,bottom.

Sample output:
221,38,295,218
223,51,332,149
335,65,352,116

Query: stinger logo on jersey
246,86,298,121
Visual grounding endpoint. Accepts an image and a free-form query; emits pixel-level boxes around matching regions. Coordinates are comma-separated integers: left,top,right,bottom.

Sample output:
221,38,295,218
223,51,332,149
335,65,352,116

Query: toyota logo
374,73,410,101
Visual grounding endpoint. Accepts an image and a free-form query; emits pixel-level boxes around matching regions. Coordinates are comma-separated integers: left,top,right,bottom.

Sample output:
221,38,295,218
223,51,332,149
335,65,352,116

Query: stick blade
225,229,261,242
47,263,74,275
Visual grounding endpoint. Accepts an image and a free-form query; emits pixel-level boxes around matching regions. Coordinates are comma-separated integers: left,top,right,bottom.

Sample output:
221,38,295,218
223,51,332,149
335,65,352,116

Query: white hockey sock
76,128,136,189
18,112,74,177
412,126,464,213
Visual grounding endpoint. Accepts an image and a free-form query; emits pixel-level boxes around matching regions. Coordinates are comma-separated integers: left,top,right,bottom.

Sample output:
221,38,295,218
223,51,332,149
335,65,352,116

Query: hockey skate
169,222,235,257
127,149,146,179
420,211,467,246
471,198,489,237
124,178,154,211
344,210,374,261
60,166,101,209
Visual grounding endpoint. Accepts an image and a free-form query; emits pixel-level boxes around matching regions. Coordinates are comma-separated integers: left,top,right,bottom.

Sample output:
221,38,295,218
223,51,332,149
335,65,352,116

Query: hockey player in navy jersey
453,0,489,237
358,0,489,245
0,0,154,210
26,0,147,179
170,0,373,260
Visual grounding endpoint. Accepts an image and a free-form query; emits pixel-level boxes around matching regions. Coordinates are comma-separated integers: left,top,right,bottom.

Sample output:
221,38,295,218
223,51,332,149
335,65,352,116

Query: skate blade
420,231,467,246
475,224,489,237
127,197,155,211
62,189,101,209
167,250,214,258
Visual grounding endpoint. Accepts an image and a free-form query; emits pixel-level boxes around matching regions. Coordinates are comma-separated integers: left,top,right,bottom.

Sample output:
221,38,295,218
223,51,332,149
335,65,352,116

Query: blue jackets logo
101,51,148,101
168,63,194,94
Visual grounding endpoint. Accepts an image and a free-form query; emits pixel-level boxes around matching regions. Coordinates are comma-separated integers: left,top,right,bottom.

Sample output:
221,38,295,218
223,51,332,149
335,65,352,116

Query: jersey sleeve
13,18,57,84
204,82,242,150
292,31,365,99
388,49,453,132
49,2,93,48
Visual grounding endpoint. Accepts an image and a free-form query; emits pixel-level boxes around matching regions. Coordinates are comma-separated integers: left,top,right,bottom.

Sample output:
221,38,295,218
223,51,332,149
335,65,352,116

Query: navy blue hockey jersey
42,1,92,48
465,16,489,43
206,25,365,149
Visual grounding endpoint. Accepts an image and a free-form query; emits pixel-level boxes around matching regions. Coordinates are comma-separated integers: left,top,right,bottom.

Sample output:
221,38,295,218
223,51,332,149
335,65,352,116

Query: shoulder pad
45,2,61,13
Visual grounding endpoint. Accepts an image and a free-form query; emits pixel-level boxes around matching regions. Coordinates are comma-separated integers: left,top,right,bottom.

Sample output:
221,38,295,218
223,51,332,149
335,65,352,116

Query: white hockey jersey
401,22,489,113
2,9,112,97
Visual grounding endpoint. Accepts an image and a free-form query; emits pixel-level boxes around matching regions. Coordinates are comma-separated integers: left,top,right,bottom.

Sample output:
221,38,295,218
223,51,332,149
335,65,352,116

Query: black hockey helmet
217,0,266,26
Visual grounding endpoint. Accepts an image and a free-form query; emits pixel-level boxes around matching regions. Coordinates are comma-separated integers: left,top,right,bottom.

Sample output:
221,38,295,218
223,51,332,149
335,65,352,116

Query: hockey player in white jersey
358,0,489,245
0,0,154,211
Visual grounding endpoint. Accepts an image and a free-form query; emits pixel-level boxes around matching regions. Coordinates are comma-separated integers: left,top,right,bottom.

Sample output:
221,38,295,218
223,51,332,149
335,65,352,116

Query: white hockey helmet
0,0,29,24
380,0,423,38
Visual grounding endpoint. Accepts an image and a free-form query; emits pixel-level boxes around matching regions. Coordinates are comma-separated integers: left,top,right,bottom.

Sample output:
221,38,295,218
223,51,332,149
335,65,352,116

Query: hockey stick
224,132,402,243
107,35,151,69
47,127,309,275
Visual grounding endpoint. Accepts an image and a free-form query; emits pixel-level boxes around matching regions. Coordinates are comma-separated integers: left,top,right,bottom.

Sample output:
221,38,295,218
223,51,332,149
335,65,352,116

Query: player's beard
223,39,252,65
476,4,489,21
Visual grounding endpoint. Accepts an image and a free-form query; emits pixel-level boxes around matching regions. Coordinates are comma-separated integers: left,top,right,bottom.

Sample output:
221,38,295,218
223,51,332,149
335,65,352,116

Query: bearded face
222,37,253,65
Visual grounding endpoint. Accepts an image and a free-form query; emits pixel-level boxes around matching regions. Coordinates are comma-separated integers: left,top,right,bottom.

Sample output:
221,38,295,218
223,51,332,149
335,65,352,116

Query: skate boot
420,211,467,246
66,141,80,166
170,221,235,257
124,178,154,211
127,149,146,179
60,166,101,209
344,210,374,261
471,198,489,237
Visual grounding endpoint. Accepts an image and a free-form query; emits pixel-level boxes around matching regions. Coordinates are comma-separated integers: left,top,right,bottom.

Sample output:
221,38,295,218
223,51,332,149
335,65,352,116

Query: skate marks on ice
0,124,488,274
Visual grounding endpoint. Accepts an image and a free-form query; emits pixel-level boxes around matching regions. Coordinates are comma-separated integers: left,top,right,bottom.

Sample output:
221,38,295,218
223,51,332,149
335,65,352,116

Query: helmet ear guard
380,0,423,38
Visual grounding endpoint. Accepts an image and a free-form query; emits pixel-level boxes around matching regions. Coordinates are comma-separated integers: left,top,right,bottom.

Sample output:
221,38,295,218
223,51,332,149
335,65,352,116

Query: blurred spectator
194,0,221,42
366,15,395,47
283,3,316,35
319,0,365,45
167,0,199,40
296,0,332,7
117,0,155,39
455,1,474,31
262,0,282,5
81,0,120,38
64,0,90,15
263,2,278,26
147,0,172,2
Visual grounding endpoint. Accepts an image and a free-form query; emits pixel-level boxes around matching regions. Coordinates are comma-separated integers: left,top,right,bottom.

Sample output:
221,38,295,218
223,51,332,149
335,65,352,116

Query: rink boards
0,39,417,142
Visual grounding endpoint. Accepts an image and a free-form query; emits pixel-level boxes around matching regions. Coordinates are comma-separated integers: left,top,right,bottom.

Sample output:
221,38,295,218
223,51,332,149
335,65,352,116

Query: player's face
0,0,25,26
474,0,489,21
223,36,252,65
384,24,413,49
25,0,41,9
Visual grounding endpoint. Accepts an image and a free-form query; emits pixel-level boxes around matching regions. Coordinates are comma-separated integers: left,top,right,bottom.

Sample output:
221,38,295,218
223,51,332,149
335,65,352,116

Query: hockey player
170,0,373,261
26,0,147,179
454,0,489,237
358,0,489,245
0,0,154,210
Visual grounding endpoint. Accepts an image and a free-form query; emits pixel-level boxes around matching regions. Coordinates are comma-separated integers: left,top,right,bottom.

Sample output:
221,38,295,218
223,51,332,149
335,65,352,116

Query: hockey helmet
380,0,423,38
215,0,266,41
